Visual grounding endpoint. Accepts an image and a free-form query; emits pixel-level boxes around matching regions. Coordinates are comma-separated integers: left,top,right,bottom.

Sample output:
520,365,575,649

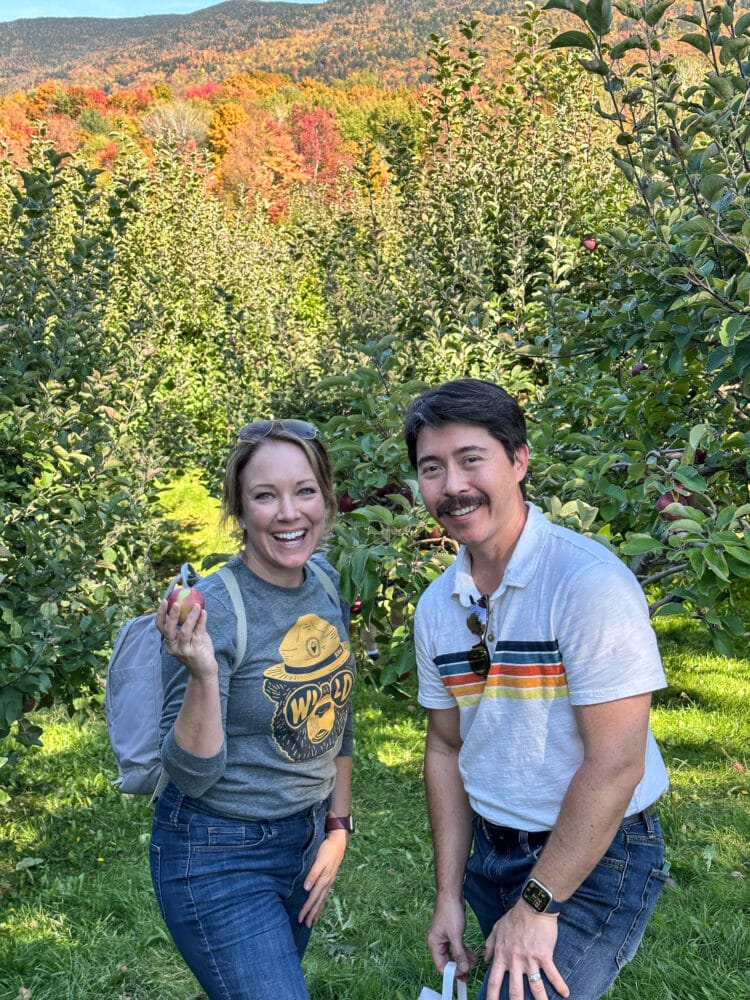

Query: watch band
520,876,562,915
325,814,355,834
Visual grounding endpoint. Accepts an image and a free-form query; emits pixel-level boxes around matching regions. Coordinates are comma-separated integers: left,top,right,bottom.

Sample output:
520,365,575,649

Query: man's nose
442,464,469,496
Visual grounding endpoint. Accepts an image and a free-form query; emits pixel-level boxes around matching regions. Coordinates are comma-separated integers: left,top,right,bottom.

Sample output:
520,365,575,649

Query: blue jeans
464,810,669,1000
149,782,327,1000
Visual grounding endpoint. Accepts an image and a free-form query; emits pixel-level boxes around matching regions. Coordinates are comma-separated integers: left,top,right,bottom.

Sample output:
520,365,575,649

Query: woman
150,418,355,1000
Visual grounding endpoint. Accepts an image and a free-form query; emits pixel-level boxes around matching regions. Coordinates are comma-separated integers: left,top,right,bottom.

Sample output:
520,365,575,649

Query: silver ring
529,972,542,984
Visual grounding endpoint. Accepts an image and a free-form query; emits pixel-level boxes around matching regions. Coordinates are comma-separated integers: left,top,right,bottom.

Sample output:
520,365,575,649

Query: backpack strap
306,558,339,605
216,565,247,672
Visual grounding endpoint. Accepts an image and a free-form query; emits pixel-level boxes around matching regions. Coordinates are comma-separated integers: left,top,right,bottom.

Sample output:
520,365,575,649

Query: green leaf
550,30,596,51
621,534,664,555
702,546,730,581
609,35,647,58
680,32,711,54
644,0,675,25
698,173,729,203
586,0,613,35
543,0,588,19
719,36,750,65
672,467,707,492
652,602,688,617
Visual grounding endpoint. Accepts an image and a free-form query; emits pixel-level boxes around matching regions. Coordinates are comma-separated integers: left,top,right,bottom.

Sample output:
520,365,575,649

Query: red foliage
185,81,221,101
289,105,353,189
97,139,120,166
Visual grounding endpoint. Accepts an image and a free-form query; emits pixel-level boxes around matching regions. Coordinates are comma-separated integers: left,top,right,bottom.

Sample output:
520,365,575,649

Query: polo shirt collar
452,502,549,605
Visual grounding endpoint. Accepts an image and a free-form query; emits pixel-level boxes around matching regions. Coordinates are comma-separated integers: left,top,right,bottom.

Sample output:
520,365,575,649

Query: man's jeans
149,782,327,1000
464,810,670,1000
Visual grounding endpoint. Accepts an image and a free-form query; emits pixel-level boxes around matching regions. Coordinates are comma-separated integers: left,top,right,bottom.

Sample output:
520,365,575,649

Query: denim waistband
478,806,656,851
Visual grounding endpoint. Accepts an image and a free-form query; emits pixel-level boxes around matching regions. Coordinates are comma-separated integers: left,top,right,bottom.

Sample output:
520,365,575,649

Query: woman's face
239,439,327,588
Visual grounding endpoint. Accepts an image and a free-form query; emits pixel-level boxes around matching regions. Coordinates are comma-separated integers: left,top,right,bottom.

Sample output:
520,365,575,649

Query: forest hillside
0,0,520,93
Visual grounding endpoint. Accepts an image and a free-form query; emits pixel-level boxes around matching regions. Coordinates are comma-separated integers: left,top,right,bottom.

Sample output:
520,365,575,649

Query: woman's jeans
465,809,670,1000
150,782,327,1000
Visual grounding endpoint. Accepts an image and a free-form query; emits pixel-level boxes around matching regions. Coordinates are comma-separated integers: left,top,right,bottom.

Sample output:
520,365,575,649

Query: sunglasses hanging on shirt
466,595,492,677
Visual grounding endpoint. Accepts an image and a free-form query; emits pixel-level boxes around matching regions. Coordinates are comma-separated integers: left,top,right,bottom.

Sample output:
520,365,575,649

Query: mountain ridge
0,0,518,95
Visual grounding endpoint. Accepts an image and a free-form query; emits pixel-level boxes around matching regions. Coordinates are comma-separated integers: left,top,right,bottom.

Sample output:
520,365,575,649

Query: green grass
1,481,748,999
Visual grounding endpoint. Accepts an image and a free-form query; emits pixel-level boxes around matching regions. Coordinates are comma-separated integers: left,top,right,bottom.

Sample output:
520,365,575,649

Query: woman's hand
156,598,217,680
298,830,349,928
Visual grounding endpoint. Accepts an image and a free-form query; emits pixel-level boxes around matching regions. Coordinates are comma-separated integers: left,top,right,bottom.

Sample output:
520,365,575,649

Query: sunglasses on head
466,595,492,677
239,419,318,442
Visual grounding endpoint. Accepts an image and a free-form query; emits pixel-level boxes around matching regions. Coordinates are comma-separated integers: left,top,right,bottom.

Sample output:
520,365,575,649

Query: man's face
415,422,528,554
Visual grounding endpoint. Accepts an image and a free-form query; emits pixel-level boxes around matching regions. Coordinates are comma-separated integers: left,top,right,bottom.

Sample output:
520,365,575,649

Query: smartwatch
521,876,562,915
325,815,355,834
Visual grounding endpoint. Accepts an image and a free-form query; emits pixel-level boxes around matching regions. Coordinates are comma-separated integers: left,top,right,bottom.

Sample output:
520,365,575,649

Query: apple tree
533,0,750,652
0,142,164,763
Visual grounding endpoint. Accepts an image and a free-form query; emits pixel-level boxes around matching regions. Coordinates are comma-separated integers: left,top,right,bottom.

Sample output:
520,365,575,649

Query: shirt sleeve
158,584,236,796
415,592,456,710
556,559,667,705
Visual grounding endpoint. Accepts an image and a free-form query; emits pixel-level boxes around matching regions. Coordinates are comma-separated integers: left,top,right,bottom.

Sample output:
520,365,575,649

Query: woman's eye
299,487,317,496
254,491,274,501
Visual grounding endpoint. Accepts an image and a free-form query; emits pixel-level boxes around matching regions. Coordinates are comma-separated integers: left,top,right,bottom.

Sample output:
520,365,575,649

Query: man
404,379,670,1000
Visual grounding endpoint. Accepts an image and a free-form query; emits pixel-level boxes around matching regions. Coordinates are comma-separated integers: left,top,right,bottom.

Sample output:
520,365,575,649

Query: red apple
581,235,598,251
22,696,36,713
631,362,647,376
376,482,414,505
695,448,708,464
350,598,363,616
338,493,357,513
656,487,699,521
167,585,205,624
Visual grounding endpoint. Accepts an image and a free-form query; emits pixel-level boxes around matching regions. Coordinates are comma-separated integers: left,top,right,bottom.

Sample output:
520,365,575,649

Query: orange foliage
216,105,306,218
208,101,249,159
28,81,59,118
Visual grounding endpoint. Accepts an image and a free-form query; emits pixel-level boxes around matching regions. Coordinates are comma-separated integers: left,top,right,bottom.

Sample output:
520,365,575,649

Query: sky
0,0,316,22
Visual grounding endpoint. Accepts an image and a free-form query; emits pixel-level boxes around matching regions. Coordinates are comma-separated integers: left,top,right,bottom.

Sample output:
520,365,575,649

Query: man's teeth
274,530,305,540
450,504,480,517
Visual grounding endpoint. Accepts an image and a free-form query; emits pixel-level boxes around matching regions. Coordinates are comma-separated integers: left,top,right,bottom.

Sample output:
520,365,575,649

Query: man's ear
513,444,530,483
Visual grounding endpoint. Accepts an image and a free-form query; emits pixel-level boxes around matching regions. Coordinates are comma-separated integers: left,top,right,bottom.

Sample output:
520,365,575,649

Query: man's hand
427,897,478,980
483,902,569,1000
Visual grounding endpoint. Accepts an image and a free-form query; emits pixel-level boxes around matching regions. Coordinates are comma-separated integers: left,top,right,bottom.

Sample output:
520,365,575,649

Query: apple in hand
167,585,205,624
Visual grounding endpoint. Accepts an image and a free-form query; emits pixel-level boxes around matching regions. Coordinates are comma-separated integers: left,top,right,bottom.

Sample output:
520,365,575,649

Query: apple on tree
655,486,700,521
167,585,205,624
581,235,598,251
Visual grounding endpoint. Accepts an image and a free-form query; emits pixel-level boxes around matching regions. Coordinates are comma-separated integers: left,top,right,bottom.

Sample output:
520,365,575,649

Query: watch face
522,879,551,912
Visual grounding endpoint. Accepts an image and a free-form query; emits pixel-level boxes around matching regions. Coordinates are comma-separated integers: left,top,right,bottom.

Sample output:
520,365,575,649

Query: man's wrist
520,876,564,915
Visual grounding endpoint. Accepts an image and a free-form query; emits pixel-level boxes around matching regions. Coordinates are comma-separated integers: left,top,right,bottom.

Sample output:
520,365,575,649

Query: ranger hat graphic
265,614,350,682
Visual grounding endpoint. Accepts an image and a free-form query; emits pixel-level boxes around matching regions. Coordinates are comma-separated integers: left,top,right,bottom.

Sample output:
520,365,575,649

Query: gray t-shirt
159,554,355,820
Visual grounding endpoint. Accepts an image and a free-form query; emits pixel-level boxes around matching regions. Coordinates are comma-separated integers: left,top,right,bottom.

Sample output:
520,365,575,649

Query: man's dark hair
403,378,528,470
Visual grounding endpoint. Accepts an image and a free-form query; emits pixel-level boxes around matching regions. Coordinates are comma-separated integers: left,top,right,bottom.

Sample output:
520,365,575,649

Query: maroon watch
325,815,355,834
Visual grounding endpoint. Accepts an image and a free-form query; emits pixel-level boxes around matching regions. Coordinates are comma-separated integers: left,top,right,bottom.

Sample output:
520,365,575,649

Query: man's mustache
436,494,487,517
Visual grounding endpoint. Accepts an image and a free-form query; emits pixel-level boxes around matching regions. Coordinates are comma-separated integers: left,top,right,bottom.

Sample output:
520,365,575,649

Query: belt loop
168,785,184,825
641,806,656,836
